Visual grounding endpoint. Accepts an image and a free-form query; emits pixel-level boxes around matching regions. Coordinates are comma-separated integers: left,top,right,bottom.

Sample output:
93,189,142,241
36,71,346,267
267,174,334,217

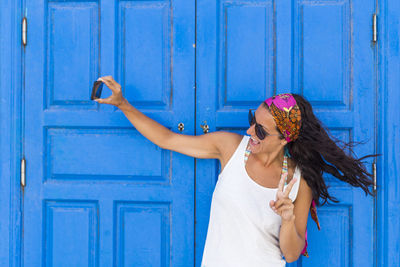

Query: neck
254,149,285,168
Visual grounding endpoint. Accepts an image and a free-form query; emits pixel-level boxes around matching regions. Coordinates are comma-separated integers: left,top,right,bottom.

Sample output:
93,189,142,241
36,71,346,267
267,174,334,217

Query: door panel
289,1,376,266
23,0,194,266
196,0,375,266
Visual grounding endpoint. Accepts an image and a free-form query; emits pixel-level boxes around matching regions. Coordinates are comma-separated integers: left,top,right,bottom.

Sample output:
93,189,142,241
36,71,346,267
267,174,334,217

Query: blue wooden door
196,0,376,266
23,0,194,266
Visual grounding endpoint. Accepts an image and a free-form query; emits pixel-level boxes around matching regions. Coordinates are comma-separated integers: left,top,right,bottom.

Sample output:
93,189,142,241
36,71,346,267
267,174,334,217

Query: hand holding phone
91,76,126,108
91,81,104,100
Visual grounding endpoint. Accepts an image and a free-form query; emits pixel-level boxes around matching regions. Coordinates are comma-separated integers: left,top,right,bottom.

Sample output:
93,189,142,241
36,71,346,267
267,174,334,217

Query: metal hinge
372,13,377,43
21,158,26,187
372,161,377,192
22,17,27,46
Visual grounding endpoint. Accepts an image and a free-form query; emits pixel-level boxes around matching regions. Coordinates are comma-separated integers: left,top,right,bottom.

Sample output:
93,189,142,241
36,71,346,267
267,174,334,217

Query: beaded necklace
244,143,288,186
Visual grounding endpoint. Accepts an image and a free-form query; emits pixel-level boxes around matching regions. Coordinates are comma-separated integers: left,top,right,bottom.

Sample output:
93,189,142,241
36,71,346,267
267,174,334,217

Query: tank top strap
218,135,250,178
233,135,250,162
288,166,301,201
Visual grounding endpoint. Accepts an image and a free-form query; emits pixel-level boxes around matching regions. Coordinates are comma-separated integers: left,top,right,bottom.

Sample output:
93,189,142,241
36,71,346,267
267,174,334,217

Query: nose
246,124,255,136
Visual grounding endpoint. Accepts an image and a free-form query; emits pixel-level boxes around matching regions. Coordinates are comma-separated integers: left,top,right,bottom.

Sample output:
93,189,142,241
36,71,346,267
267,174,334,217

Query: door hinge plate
21,158,26,187
22,17,27,46
372,161,377,192
372,13,377,43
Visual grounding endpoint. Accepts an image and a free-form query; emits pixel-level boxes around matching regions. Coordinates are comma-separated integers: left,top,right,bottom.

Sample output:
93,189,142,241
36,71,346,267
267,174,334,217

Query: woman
94,76,377,266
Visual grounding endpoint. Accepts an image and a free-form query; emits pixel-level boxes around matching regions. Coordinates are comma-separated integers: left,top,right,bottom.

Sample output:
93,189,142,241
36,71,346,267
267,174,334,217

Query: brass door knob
178,122,184,132
200,121,209,134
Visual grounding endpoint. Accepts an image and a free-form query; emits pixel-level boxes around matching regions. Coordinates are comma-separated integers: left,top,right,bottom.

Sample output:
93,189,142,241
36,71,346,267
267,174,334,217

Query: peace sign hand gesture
269,172,298,222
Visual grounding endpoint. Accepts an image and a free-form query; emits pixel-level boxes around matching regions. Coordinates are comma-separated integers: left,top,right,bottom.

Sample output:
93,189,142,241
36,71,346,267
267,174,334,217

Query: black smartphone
91,80,104,100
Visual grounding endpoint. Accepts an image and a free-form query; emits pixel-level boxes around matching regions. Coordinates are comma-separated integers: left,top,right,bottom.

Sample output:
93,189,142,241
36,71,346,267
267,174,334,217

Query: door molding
377,0,400,266
0,0,24,266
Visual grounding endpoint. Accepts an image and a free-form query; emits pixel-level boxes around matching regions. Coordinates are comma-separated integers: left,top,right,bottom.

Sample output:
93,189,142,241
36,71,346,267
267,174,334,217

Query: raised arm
118,98,226,159
95,76,228,160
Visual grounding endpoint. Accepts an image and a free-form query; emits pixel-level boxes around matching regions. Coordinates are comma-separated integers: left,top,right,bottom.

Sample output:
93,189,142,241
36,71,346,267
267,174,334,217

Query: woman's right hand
94,76,126,108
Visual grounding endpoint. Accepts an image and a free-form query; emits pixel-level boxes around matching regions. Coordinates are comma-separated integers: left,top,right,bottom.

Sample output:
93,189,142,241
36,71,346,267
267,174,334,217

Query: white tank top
201,135,301,267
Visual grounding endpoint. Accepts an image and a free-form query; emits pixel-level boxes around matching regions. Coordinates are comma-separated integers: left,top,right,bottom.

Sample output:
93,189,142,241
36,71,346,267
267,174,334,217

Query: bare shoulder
293,175,313,239
164,130,244,160
295,176,313,205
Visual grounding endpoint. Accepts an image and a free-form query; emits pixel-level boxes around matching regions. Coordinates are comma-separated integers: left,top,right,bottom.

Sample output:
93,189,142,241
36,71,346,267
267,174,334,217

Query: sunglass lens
248,110,254,125
255,125,266,140
249,110,265,140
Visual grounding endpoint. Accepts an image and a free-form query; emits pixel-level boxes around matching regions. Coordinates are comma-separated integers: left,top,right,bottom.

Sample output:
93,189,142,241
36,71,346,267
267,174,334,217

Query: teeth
251,137,260,144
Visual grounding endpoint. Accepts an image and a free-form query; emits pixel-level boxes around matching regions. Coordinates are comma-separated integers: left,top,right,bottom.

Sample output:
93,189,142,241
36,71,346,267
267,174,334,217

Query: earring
284,146,292,158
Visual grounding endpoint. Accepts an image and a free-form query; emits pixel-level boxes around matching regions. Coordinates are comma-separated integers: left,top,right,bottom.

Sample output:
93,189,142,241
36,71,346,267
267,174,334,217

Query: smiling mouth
250,137,260,146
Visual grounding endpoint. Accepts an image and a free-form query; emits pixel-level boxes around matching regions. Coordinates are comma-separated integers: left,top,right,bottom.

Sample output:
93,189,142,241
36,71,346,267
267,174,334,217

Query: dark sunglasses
248,109,281,140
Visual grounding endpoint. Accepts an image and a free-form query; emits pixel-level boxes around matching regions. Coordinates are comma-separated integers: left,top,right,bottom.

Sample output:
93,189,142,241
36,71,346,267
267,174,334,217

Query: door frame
0,1,25,266
376,0,400,266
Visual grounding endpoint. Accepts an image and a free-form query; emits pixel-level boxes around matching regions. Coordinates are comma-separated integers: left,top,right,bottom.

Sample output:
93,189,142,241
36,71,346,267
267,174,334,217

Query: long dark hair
263,94,379,206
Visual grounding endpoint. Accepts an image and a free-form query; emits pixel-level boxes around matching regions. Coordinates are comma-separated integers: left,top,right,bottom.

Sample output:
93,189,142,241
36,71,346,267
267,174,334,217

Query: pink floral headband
264,93,302,142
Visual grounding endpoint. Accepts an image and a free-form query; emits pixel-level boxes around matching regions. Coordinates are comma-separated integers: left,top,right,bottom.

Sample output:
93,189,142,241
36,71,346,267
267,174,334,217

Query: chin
250,145,261,153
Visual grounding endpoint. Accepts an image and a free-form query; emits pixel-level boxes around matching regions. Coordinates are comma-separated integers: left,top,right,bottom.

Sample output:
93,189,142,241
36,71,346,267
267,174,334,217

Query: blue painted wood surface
377,0,400,266
0,0,399,266
196,0,383,266
9,0,195,266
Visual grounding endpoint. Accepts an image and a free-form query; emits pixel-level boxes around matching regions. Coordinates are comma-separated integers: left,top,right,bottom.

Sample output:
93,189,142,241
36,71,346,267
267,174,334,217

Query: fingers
270,200,278,213
99,76,114,86
272,198,292,209
94,96,112,104
97,77,114,92
278,172,288,192
272,201,294,217
277,205,293,213
283,177,297,198
98,75,114,83
97,76,120,93
276,205,294,216
100,75,118,87
269,200,275,209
